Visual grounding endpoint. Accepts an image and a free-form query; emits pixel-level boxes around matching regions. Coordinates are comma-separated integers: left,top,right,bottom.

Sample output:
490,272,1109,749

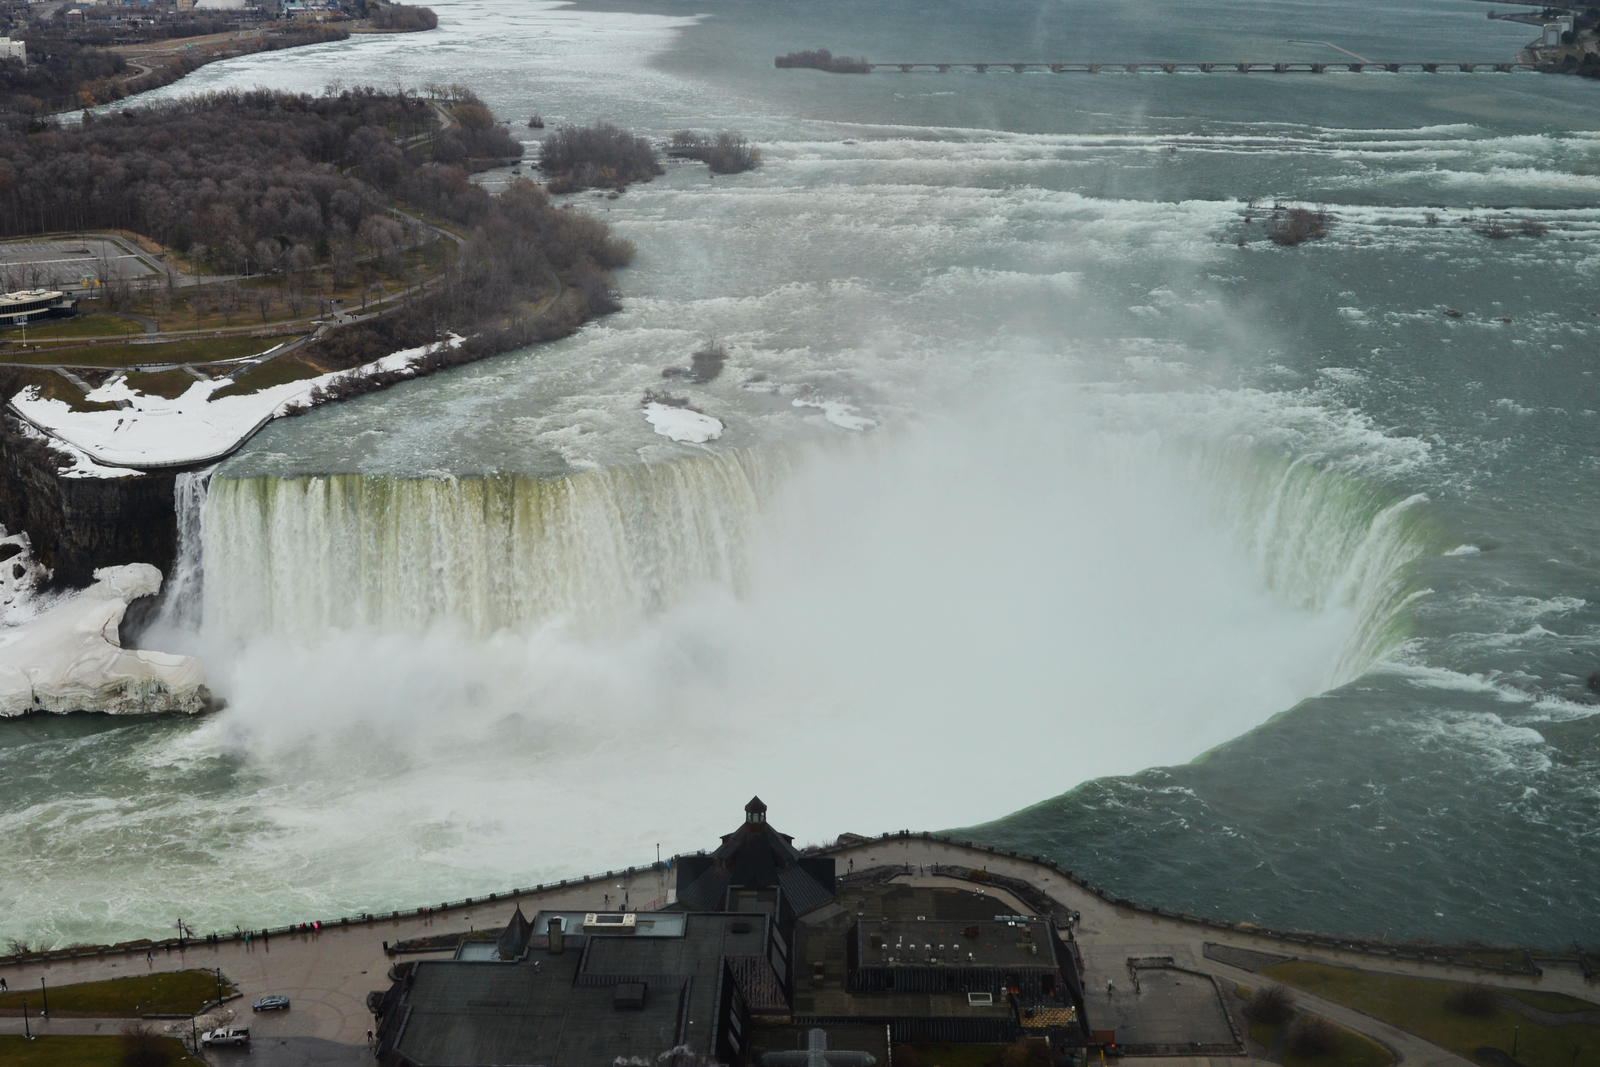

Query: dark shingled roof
726,954,788,1013
676,799,835,914
495,904,532,960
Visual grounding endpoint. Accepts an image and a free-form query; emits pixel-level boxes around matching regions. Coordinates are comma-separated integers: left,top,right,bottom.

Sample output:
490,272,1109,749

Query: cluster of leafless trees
368,3,438,30
774,48,870,73
668,130,760,174
539,123,663,193
301,176,634,400
0,87,516,274
0,25,350,115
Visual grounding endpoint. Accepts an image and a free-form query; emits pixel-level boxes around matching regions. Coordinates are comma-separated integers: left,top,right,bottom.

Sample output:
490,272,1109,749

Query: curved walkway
2,837,1584,1061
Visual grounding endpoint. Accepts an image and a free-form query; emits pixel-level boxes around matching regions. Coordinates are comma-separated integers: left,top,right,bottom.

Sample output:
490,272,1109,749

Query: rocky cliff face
0,414,179,589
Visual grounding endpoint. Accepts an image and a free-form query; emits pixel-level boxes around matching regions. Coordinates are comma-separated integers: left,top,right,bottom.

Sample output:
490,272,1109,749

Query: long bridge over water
860,60,1537,73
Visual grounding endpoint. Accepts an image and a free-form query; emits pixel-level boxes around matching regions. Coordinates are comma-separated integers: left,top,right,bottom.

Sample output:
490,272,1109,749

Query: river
2,0,1597,950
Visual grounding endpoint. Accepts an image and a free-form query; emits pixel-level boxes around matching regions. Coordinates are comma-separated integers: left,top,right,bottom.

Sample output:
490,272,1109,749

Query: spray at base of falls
190,421,1439,703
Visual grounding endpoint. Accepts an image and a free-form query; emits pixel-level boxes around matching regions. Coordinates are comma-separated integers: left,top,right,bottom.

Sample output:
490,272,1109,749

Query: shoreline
0,834,1589,1059
0,832,1571,973
46,19,439,119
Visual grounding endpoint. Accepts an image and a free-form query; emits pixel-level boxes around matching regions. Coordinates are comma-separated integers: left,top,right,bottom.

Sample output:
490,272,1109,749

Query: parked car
200,1026,250,1047
252,995,291,1012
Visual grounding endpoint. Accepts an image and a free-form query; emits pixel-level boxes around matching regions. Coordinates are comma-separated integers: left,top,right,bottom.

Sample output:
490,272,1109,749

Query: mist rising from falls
174,398,1440,861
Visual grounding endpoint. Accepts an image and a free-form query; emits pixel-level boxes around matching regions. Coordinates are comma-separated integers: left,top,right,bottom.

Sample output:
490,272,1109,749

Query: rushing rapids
5,0,1599,953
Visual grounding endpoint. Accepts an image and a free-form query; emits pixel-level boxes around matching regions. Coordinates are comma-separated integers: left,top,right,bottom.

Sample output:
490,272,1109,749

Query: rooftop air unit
584,913,638,933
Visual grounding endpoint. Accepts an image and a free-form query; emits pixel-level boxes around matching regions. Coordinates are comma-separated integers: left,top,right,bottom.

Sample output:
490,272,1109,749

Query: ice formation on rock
0,563,207,716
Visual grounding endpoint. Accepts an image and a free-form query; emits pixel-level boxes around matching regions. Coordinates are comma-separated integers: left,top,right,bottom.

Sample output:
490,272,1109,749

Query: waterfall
202,448,797,639
1191,443,1442,685
198,435,1439,687
154,467,216,632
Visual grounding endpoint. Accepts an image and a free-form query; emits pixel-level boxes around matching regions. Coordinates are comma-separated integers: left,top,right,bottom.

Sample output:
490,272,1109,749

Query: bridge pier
937,63,950,72
973,63,988,72
1199,62,1214,72
1423,62,1438,72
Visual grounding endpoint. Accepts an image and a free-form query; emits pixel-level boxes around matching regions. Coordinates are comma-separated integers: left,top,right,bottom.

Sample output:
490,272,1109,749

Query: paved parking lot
0,237,160,288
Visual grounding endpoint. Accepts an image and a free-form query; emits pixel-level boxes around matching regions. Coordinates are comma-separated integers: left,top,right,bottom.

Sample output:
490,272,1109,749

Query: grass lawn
0,1034,200,1066
1278,1018,1393,1067
1261,961,1600,1067
1252,1019,1286,1049
208,351,326,399
123,369,203,399
0,335,288,368
7,316,139,341
0,970,233,1016
0,369,117,413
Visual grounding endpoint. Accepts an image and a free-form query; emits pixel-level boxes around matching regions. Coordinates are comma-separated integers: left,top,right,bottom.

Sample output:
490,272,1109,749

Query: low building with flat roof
0,289,77,326
373,800,1091,1066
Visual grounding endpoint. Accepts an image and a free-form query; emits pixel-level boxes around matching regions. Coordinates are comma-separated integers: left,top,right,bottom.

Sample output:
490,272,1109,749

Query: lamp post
38,976,46,1017
21,998,29,1040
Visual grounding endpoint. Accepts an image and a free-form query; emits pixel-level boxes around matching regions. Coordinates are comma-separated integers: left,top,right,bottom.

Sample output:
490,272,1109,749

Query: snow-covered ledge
0,564,206,716
10,337,463,471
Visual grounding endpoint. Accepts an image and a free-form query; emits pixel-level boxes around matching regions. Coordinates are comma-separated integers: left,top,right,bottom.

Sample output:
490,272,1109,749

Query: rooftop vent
968,992,994,1006
614,982,646,1011
584,913,637,933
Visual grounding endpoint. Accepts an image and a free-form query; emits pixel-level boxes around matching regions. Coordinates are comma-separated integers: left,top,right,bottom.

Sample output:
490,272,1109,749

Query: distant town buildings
0,36,24,63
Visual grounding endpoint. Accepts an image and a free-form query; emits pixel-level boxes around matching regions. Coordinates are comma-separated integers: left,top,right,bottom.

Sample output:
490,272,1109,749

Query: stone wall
0,413,178,589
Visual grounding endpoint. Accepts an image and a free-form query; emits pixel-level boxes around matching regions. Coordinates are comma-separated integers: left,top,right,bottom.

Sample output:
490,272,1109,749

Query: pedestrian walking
1,977,8,991
1106,979,1115,997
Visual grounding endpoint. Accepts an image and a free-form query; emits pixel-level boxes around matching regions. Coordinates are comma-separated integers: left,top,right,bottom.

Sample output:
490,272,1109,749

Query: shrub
1266,206,1330,246
1446,983,1498,1016
540,123,663,193
1245,983,1297,1025
369,3,438,30
1286,1014,1342,1058
669,130,761,174
119,1023,172,1067
689,339,727,382
775,48,871,73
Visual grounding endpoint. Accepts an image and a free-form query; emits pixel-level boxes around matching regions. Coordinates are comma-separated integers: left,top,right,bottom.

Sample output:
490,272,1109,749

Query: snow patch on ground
792,397,875,431
644,402,723,443
0,563,206,716
11,337,463,471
